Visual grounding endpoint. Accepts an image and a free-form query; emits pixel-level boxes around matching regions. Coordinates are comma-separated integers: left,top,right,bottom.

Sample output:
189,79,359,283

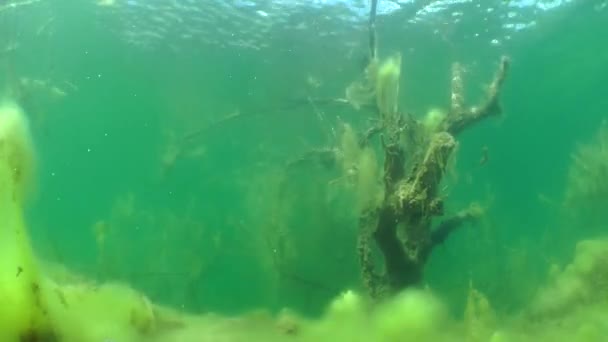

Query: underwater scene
1,0,608,340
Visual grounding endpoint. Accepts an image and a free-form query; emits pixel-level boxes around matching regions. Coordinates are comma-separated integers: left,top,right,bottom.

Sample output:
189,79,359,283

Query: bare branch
284,147,338,171
431,203,484,248
443,56,510,136
359,124,383,147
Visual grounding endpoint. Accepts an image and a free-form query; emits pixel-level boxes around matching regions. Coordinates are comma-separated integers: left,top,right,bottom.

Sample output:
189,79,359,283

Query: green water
2,0,607,323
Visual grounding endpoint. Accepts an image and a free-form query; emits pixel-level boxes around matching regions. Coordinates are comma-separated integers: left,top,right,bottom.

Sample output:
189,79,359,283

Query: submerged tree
284,1,510,297
168,0,511,299
355,55,509,297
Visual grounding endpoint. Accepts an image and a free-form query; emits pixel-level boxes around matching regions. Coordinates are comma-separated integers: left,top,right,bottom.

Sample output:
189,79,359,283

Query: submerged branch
369,0,379,60
443,56,510,136
431,203,484,248
284,147,338,171
392,132,456,216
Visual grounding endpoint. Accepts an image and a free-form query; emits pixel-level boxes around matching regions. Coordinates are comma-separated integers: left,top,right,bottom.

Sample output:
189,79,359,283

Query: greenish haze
1,0,607,319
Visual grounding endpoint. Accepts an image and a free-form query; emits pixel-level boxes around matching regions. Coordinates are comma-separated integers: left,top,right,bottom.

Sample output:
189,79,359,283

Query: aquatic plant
564,120,608,212
0,101,55,341
528,238,608,318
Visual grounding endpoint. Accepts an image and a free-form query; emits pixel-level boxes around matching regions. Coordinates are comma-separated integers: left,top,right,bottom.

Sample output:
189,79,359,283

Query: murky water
1,0,607,341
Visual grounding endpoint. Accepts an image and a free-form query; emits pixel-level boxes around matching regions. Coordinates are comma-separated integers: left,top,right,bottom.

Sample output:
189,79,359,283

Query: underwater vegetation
3,1,608,341
564,120,608,214
1,102,608,341
3,41,607,342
